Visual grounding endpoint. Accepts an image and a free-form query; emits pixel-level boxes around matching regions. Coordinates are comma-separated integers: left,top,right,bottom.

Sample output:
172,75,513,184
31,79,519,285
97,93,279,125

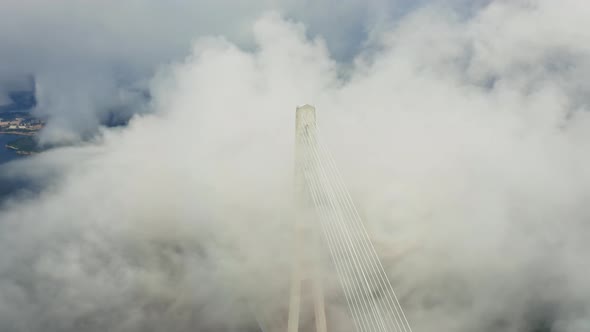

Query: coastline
0,131,37,136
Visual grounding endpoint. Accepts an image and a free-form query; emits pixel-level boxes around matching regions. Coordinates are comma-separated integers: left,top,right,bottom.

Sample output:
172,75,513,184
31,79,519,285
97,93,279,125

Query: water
0,134,25,164
0,134,35,202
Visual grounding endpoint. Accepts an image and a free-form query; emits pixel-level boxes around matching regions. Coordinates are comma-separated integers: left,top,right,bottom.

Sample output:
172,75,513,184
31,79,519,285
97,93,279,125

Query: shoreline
0,131,37,136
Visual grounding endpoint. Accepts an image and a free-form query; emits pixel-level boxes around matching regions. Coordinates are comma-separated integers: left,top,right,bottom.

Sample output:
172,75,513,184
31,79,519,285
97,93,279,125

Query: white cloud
0,0,399,143
0,1,590,331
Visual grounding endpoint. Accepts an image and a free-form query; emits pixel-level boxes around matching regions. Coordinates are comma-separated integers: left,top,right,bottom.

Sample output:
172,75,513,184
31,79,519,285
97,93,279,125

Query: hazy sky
0,0,487,142
0,1,590,331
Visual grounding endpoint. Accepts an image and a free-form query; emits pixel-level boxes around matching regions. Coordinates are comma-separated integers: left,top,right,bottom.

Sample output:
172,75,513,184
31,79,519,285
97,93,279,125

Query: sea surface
0,134,24,164
0,134,34,202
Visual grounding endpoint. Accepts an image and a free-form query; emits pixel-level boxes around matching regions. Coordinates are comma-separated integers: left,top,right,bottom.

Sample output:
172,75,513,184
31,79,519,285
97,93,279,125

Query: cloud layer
1,1,590,331
0,0,399,143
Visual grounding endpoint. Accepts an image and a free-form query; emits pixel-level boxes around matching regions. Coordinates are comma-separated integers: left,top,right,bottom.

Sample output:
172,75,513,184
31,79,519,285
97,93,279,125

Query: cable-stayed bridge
258,105,412,332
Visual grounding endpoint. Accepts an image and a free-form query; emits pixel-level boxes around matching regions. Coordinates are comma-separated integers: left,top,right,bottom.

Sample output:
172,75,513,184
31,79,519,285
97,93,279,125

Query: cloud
1,1,590,331
0,92,11,106
0,0,404,144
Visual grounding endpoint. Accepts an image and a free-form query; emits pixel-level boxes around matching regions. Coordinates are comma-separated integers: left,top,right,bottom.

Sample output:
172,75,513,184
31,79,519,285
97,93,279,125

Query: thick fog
0,1,590,331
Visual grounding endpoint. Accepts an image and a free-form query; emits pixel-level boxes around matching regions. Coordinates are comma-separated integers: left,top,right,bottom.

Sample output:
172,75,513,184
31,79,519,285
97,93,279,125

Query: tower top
296,104,316,131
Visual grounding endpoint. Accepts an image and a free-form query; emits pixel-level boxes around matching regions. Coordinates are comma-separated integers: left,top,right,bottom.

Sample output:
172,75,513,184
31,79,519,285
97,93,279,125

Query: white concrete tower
288,104,328,332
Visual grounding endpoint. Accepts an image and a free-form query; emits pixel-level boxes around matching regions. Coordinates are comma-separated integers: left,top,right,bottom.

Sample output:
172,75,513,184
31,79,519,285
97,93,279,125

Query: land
0,86,45,156
0,113,45,155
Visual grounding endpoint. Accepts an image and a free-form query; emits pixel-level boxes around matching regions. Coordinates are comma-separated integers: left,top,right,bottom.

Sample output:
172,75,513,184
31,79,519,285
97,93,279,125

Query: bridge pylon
287,104,328,332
